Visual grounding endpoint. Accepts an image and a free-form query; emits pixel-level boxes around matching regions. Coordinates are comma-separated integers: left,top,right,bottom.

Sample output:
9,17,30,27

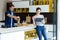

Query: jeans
36,26,47,40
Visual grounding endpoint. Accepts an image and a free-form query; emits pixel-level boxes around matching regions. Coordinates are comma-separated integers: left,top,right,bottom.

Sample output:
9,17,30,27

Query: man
5,4,20,28
32,7,47,40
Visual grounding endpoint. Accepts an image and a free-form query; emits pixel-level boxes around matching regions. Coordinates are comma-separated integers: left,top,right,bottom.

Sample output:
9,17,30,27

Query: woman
32,7,47,40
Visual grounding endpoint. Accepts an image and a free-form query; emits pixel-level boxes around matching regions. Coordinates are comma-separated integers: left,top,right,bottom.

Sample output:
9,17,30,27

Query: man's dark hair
7,3,14,10
36,7,41,11
9,4,14,8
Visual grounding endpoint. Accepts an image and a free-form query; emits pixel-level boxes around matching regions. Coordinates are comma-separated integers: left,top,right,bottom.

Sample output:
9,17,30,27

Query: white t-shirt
11,12,13,27
33,15,44,26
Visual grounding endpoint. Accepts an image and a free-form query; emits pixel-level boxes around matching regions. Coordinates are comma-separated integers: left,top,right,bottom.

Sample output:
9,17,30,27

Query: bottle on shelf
39,0,41,5
23,8,25,13
46,0,49,5
18,8,20,13
26,14,31,24
36,1,38,5
38,0,41,5
20,8,22,13
33,1,36,5
16,8,18,13
43,0,46,5
25,8,26,13
26,8,29,13
49,0,53,12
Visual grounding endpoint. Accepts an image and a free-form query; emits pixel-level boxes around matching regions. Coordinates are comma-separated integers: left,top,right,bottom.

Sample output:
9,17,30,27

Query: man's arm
7,14,20,21
7,14,16,18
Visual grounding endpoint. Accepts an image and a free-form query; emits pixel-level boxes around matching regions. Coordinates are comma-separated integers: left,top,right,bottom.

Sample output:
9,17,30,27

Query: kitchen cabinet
0,24,55,40
0,24,36,40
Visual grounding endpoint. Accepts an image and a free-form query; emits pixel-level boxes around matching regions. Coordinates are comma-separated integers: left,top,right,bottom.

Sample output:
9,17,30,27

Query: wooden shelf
14,8,29,13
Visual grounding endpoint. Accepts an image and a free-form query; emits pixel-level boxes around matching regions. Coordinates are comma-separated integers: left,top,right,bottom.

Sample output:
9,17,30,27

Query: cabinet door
1,31,24,40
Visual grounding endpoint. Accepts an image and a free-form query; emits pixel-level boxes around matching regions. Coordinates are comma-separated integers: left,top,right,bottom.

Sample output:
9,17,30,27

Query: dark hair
9,4,14,8
36,7,41,11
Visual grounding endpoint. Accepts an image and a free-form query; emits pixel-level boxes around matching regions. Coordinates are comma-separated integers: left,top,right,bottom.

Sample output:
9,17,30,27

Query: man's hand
14,16,20,21
17,16,20,20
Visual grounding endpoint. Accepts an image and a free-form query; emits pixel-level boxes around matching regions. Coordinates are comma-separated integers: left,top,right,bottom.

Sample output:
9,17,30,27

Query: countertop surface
0,24,36,34
0,24,53,34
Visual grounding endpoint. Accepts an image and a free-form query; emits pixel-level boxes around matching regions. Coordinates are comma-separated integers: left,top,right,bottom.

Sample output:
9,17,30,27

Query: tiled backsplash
15,12,53,24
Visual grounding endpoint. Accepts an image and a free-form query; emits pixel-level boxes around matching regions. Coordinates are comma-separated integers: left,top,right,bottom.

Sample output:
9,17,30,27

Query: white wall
12,0,29,1
57,0,60,40
29,5,49,12
6,0,22,2
0,0,6,20
12,1,29,8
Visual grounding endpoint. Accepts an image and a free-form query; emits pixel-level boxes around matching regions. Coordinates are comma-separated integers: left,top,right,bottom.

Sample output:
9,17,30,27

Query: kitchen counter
0,24,36,34
0,24,53,40
0,24,53,34
0,24,36,40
